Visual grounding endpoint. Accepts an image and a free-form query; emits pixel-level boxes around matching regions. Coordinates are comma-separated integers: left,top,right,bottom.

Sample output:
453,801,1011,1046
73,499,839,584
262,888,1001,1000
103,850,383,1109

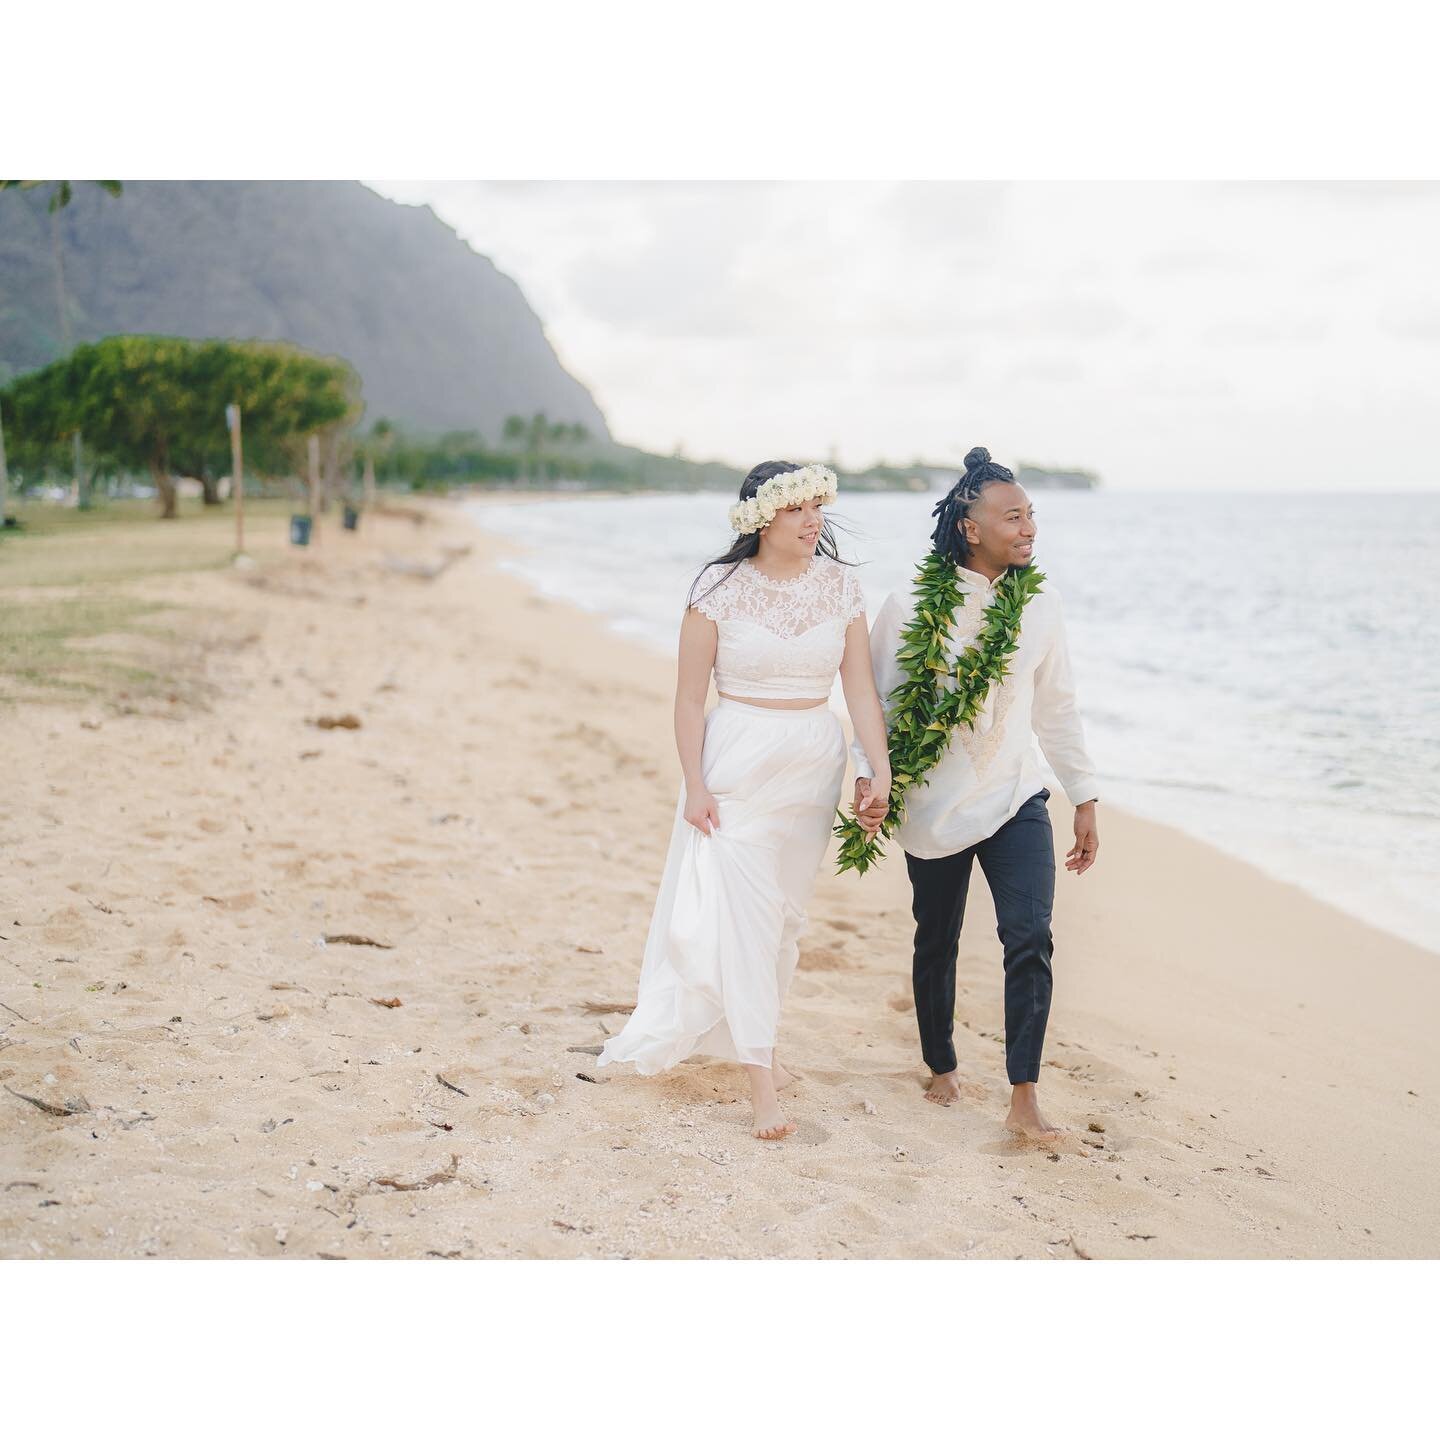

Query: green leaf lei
833,554,1046,876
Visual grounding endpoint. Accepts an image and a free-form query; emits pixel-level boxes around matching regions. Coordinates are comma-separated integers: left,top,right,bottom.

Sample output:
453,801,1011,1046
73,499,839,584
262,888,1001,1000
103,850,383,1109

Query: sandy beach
2,494,1436,1260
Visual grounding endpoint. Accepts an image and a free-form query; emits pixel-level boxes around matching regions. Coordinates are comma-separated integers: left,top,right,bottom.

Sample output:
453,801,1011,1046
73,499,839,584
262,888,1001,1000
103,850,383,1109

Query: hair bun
963,445,992,470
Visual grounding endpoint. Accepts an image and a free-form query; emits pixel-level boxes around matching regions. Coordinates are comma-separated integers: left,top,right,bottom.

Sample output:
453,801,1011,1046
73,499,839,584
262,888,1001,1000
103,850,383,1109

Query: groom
851,447,1100,1138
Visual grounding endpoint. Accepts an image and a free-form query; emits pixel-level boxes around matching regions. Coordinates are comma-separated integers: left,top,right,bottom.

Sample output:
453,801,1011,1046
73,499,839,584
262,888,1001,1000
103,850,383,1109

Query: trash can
290,514,312,546
342,505,359,532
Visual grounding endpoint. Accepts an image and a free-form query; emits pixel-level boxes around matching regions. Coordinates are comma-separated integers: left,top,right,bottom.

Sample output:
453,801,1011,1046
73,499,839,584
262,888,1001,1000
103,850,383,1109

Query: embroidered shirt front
851,564,1099,856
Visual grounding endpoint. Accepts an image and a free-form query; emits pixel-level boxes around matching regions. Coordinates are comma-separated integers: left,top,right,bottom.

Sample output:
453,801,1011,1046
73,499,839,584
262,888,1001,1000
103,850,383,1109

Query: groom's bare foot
924,1069,963,1106
1005,1082,1061,1139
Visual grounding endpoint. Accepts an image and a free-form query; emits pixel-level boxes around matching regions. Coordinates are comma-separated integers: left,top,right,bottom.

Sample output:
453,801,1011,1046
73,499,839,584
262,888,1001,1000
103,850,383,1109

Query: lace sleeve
842,566,866,624
688,565,736,622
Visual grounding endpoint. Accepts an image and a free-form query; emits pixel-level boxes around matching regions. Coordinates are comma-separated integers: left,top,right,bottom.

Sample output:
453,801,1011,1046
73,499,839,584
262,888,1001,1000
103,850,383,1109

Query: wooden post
321,430,340,514
71,430,83,508
0,402,9,528
307,433,321,542
227,403,244,556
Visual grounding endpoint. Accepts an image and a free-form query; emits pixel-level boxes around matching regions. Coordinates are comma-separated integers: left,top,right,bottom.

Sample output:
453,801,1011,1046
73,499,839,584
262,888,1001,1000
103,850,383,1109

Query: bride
597,461,893,1139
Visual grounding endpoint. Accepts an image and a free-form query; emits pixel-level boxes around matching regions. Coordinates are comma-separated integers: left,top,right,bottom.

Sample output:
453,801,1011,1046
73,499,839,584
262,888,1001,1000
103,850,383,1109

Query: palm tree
0,397,10,529
0,181,124,509
0,182,123,351
526,411,551,485
0,179,124,210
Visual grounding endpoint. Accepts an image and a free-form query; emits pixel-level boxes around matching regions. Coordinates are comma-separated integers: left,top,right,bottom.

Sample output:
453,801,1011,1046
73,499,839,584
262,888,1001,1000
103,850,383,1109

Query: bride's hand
684,789,722,836
853,777,890,835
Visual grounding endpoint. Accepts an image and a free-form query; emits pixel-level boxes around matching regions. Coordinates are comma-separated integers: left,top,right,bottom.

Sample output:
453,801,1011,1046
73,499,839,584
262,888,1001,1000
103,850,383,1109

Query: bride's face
760,498,824,558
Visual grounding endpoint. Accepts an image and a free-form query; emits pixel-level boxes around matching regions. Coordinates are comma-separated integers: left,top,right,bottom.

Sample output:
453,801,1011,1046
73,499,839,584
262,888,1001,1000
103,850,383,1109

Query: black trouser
904,789,1056,1086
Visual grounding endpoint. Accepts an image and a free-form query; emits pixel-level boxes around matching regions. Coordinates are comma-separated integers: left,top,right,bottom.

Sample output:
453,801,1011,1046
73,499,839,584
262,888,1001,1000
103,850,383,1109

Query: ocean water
465,489,1440,955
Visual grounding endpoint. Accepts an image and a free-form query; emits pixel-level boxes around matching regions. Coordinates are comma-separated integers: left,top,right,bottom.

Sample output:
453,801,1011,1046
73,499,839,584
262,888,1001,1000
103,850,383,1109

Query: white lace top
689,554,866,700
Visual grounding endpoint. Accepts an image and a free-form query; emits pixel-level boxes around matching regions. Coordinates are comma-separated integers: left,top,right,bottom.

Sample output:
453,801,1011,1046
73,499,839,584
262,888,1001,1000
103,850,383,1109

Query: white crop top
689,554,866,700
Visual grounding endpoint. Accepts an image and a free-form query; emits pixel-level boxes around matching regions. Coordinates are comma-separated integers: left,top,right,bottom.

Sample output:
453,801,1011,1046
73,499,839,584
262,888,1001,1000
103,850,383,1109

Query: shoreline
1,496,1435,1258
453,496,1440,1257
463,491,1421,956
461,490,1440,959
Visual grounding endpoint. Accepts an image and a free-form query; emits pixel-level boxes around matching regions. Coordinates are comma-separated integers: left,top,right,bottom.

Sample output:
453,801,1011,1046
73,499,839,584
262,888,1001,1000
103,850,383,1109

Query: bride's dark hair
687,460,853,610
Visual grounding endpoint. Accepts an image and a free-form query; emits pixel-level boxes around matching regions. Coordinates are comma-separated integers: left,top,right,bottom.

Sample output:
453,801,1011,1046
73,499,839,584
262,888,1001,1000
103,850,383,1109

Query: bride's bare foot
745,1063,795,1141
924,1069,963,1106
1005,1082,1061,1139
752,1100,795,1141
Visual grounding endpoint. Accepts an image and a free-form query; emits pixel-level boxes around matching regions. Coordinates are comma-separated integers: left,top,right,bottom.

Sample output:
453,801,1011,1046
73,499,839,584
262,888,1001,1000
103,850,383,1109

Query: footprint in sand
203,892,259,911
651,1069,729,1107
788,1119,832,1146
798,947,854,972
979,1132,1089,1158
1043,1054,1129,1084
864,1133,940,1166
41,905,96,947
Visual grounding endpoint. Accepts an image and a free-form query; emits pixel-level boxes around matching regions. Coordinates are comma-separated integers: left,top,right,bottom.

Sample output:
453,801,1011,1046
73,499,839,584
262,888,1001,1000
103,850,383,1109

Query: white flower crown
727,464,839,535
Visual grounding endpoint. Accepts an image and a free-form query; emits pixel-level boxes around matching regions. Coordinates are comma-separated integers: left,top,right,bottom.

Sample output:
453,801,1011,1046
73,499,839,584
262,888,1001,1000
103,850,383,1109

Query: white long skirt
596,697,847,1075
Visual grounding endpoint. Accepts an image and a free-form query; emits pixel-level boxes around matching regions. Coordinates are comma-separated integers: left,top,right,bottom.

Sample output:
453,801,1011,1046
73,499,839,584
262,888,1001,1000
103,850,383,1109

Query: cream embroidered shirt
851,564,1099,859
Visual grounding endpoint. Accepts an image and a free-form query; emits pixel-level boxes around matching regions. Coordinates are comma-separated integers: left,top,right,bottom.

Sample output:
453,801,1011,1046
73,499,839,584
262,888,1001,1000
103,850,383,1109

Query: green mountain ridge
0,180,610,442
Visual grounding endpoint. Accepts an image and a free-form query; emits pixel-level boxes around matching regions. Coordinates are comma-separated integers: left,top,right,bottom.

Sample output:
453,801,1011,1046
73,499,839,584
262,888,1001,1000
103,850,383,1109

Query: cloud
365,179,1440,489
1379,297,1440,340
1225,180,1440,206
1202,315,1330,345
1006,356,1087,385
876,181,1010,252
1139,249,1255,276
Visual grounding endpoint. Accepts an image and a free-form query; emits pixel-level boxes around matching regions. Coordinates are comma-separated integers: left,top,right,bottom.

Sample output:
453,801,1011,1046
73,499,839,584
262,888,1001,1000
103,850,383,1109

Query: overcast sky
367,181,1440,490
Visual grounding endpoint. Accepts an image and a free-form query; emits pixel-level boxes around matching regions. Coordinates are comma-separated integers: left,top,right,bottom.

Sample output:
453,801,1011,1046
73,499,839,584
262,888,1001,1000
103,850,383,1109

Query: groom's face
962,482,1037,569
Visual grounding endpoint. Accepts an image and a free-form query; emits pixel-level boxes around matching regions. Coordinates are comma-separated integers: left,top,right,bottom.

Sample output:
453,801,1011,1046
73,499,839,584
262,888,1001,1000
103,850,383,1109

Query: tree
0,180,124,211
497,412,592,485
356,418,398,505
0,181,125,511
0,336,360,519
0,182,124,357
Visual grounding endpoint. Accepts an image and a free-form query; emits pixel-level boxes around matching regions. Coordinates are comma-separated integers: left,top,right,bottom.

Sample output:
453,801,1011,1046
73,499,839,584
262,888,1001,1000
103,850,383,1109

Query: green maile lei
833,553,1046,876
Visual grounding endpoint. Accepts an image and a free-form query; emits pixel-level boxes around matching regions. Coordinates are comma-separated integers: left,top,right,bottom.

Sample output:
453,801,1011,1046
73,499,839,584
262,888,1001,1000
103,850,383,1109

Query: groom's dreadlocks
930,445,1015,566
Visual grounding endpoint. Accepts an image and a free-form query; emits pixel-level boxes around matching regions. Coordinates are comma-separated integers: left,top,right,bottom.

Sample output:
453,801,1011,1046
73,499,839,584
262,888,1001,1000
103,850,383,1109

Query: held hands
684,787,722,836
1065,800,1100,875
852,776,892,836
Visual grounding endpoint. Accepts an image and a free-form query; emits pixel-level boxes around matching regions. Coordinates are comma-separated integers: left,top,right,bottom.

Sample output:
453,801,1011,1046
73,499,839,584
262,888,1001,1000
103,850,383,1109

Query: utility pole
0,402,9,528
226,403,244,556
307,433,321,544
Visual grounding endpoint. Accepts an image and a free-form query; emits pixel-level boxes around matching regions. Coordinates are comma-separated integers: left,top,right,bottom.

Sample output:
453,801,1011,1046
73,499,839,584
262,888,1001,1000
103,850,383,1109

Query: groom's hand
1066,801,1099,875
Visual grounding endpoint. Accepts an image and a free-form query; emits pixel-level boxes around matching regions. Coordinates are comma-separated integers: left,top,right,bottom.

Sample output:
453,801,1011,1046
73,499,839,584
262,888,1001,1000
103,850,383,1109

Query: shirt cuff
852,748,875,781
1063,776,1100,806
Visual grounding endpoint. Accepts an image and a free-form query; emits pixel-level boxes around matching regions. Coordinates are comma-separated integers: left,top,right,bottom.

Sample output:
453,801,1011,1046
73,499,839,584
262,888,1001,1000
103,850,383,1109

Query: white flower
727,464,840,534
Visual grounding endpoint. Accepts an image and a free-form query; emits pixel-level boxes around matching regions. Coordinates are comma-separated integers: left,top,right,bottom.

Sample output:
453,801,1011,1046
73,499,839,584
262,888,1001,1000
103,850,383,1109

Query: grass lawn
0,495,296,704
